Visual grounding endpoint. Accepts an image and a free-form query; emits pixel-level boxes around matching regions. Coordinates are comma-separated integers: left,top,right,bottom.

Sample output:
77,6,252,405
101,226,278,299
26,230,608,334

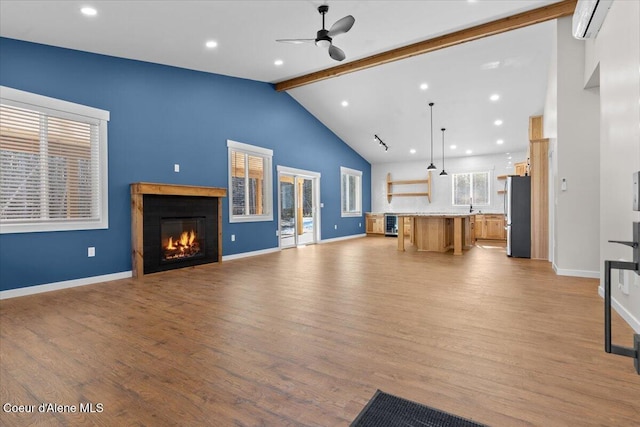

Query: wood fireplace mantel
131,182,227,278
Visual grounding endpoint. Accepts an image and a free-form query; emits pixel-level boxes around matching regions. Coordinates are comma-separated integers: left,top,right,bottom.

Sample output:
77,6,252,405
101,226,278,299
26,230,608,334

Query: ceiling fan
276,5,355,62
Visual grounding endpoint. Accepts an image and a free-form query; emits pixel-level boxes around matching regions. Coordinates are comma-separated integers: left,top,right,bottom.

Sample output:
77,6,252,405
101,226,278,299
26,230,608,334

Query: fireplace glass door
160,217,205,263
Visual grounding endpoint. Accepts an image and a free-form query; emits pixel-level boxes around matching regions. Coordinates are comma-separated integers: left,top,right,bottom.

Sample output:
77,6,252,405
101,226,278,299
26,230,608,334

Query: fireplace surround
131,183,227,278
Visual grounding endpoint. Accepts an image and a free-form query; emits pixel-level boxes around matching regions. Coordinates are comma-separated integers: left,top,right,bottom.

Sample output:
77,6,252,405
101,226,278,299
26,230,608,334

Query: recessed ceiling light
450,145,457,149
508,156,512,160
481,61,501,70
466,149,473,155
508,161,512,164
420,83,429,91
410,149,416,154
341,100,349,107
274,59,284,66
490,94,500,101
81,6,97,16
205,40,218,49
494,119,503,126
496,139,504,145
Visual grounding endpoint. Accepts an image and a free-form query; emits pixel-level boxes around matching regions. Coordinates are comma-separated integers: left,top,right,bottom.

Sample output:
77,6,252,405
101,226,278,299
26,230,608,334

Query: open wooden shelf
497,174,508,180
387,172,431,203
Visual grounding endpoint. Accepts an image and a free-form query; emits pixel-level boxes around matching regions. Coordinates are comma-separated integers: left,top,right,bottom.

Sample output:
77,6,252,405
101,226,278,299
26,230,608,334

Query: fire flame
165,230,197,252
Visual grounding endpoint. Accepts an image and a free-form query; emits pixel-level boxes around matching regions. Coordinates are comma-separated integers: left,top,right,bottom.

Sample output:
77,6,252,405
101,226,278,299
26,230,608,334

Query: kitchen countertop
368,212,505,216
395,212,471,217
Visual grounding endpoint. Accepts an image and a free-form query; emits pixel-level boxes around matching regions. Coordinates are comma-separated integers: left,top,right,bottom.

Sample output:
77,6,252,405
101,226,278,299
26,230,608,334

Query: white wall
590,0,640,332
552,17,601,278
543,18,601,277
371,151,526,214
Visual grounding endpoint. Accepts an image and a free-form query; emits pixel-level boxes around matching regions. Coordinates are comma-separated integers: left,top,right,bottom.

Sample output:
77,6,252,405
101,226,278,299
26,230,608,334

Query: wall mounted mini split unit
572,0,613,39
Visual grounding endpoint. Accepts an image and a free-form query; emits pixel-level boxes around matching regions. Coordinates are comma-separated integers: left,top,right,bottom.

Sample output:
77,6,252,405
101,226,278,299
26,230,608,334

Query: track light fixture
427,102,437,171
374,134,389,151
439,128,448,176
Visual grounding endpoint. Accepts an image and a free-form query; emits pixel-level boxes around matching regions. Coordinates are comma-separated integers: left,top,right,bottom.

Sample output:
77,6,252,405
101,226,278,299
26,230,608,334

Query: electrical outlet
88,247,95,257
174,164,180,173
231,234,235,242
275,230,279,236
334,224,337,230
359,222,362,227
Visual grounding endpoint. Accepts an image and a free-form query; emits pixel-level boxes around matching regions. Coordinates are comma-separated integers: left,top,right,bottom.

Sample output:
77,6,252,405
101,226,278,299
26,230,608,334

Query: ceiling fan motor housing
315,29,332,48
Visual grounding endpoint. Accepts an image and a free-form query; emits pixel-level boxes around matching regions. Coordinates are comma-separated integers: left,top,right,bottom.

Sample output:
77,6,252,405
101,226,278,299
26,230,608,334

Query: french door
277,166,320,248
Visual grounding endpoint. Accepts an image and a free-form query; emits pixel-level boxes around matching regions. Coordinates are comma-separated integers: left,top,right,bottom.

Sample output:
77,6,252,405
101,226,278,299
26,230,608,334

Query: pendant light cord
429,103,434,163
440,128,448,176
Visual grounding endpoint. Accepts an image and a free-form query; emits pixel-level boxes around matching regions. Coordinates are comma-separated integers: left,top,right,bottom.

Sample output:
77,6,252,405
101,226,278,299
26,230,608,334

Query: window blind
0,104,100,223
227,139,273,223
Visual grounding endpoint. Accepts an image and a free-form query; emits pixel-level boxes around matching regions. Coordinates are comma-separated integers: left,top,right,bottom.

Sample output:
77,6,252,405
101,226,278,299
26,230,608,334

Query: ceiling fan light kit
276,5,355,62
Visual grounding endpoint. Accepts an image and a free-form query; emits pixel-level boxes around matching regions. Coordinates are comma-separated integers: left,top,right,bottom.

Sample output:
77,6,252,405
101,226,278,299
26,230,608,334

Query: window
227,140,273,222
0,86,109,234
452,171,490,206
341,167,362,217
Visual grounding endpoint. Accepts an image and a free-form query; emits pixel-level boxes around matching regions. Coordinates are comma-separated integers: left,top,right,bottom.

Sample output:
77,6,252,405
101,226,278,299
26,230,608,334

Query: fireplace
131,183,227,278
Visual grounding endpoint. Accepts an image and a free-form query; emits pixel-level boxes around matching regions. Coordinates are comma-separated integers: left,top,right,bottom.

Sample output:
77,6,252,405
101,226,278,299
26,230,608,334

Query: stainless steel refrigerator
505,175,531,258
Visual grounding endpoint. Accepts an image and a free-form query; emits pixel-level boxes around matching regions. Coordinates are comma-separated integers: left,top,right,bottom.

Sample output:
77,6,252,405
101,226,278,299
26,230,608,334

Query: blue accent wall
0,38,371,291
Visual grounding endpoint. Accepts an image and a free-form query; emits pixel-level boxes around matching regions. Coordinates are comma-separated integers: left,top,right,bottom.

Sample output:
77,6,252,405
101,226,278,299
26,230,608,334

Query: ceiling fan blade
276,38,315,44
328,44,346,61
328,15,355,37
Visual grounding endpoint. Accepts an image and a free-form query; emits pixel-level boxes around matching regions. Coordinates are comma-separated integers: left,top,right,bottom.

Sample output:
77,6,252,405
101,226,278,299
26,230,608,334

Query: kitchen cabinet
403,217,412,236
486,216,505,240
514,161,528,177
475,214,505,240
475,215,485,239
365,213,385,235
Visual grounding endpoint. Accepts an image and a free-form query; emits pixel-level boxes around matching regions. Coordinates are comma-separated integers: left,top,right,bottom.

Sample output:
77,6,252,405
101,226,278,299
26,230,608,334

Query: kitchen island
396,213,473,255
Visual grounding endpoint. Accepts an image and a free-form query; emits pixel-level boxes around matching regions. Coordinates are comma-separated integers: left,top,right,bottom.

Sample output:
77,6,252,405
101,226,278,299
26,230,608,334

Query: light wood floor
1,237,639,426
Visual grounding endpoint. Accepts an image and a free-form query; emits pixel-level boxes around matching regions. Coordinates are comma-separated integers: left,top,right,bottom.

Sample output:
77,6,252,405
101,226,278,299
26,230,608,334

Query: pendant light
439,128,448,176
427,102,437,171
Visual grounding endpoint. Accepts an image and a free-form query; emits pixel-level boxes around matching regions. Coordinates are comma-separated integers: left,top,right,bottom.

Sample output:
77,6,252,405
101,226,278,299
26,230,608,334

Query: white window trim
227,139,273,223
0,86,109,234
340,166,362,217
451,170,491,207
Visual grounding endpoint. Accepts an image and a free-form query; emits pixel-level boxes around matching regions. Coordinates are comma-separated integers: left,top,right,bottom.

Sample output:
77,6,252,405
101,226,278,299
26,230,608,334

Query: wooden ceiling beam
274,0,576,92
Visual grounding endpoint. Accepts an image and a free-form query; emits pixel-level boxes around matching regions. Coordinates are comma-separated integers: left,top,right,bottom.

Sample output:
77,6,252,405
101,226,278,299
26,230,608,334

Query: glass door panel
279,171,318,248
279,174,295,248
297,177,315,245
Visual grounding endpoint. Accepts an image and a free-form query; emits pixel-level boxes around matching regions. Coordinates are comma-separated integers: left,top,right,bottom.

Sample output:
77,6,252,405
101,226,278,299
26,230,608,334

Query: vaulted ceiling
0,1,572,165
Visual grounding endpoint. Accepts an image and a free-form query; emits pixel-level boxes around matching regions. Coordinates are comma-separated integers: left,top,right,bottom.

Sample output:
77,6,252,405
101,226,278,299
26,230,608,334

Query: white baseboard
1,235,365,298
0,271,133,300
598,286,640,333
222,234,366,259
320,233,367,244
222,247,280,261
553,263,600,279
